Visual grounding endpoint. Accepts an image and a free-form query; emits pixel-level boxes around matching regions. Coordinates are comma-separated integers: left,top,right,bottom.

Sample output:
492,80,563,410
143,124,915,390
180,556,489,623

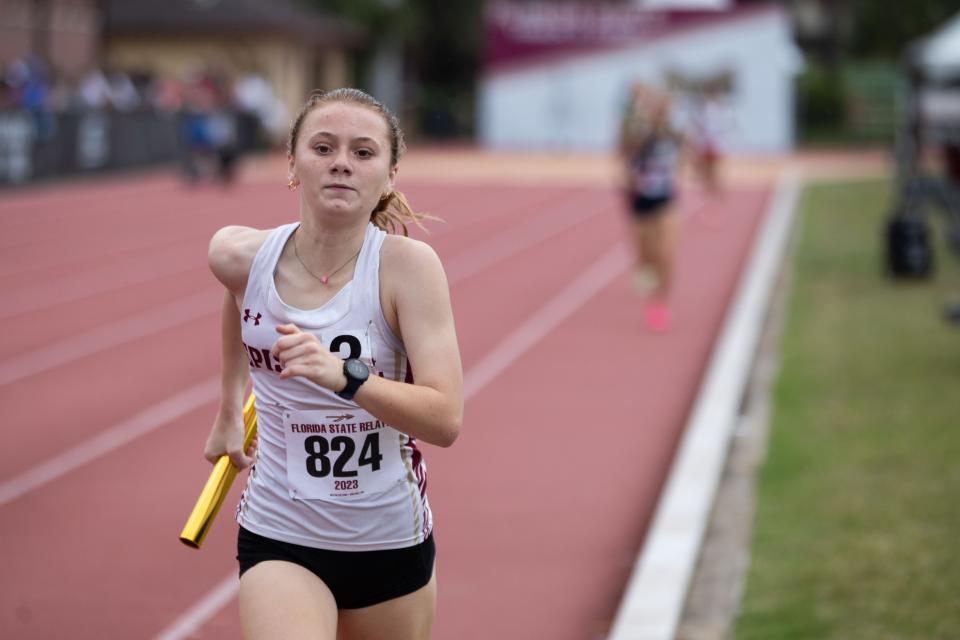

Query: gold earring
287,180,298,191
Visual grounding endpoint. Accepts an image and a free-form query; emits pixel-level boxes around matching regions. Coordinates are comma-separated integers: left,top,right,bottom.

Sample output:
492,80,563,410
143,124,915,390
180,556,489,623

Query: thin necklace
292,229,362,285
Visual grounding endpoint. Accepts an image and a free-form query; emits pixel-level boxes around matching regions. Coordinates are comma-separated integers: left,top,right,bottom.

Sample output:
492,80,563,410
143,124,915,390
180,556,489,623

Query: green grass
734,179,960,640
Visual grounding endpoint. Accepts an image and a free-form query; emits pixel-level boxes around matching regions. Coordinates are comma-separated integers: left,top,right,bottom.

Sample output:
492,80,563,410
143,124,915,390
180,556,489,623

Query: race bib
283,408,404,501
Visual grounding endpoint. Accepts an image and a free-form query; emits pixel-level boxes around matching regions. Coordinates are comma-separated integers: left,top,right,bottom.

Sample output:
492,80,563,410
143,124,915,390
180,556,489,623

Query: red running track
0,161,771,639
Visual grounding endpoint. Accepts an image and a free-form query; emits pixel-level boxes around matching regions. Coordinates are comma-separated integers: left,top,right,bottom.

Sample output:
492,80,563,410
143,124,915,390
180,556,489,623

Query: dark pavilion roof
104,0,365,47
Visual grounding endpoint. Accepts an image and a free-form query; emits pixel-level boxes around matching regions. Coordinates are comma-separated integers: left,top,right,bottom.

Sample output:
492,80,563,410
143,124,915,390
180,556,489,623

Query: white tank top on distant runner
235,221,432,551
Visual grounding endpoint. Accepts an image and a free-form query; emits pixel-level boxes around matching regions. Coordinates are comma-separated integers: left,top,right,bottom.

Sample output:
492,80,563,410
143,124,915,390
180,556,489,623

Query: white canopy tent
909,11,960,133
914,11,960,83
902,11,960,146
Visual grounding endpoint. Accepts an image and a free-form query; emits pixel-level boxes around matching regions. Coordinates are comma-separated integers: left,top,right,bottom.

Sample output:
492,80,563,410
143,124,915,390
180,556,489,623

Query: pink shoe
643,302,671,332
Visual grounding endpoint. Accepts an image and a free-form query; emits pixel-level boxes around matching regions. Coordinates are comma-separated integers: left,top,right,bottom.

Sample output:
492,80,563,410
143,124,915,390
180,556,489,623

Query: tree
849,0,958,59
305,0,482,138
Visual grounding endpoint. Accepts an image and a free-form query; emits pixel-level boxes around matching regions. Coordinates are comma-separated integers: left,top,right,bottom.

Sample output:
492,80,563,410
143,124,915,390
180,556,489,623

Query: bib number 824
304,433,382,478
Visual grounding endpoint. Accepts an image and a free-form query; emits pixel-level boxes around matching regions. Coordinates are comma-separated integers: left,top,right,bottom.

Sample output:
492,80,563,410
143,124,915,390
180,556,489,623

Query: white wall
479,10,800,153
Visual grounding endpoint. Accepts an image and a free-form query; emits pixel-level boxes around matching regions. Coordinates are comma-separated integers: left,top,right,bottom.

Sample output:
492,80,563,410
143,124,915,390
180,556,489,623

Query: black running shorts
237,526,436,609
629,192,673,217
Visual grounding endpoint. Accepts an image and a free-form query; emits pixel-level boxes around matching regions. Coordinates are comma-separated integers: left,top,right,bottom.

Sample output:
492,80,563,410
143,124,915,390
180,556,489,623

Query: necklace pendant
320,276,329,284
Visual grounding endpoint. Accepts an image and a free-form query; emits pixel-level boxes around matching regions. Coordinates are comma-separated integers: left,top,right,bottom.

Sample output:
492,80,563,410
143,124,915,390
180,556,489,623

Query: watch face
345,358,369,381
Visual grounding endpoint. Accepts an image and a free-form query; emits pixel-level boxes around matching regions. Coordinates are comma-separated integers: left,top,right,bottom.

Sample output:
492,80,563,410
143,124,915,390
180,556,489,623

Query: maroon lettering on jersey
248,345,264,368
261,348,282,373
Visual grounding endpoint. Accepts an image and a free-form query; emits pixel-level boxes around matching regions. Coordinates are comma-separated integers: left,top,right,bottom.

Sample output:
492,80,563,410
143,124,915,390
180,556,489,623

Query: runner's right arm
203,226,269,468
203,289,254,468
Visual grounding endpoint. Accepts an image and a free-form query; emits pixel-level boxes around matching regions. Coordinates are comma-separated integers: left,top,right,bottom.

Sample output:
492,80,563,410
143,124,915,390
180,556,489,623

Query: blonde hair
288,88,435,235
619,83,677,155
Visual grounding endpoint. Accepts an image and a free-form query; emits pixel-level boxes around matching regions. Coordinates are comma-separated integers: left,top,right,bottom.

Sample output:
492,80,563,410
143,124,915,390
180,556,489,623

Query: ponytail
370,190,438,236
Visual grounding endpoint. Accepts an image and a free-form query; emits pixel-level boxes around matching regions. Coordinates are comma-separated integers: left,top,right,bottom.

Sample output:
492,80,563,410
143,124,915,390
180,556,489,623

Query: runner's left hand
271,324,347,391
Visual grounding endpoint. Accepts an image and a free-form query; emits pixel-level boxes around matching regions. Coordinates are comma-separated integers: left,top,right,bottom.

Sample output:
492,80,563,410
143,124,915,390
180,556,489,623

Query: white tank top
235,221,432,551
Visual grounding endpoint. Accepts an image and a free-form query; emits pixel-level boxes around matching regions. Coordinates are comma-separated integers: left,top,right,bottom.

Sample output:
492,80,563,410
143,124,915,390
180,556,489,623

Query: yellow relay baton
179,394,257,549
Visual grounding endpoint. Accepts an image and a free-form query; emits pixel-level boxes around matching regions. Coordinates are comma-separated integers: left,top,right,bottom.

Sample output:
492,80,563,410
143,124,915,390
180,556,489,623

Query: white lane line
463,243,631,398
607,170,802,640
0,183,563,313
0,291,217,387
1,244,207,320
0,196,608,388
0,178,176,217
0,378,220,506
0,191,484,310
154,574,240,640
2,186,592,320
152,242,633,640
443,193,610,282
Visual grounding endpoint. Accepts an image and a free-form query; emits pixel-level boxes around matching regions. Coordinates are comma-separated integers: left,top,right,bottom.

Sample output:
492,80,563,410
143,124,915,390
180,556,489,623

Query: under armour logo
243,309,262,326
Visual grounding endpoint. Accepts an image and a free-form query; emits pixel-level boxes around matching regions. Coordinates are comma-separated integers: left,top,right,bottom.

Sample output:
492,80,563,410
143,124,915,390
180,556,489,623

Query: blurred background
3,2,960,639
5,0,960,296
0,0,957,179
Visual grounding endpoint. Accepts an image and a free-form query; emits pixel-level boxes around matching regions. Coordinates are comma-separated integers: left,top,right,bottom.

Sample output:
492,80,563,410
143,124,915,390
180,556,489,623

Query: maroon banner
483,1,772,70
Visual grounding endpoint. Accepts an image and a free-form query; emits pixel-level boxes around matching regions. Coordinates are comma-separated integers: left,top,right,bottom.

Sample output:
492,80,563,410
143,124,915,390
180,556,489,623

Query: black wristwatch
336,358,369,400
